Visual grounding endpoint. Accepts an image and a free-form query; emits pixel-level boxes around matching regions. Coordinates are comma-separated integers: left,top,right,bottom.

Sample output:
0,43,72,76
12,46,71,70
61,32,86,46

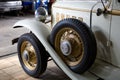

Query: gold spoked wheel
50,18,97,74
21,41,37,70
55,28,84,67
18,33,48,78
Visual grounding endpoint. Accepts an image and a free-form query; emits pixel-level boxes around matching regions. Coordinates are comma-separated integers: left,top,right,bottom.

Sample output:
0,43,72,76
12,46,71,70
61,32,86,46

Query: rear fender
13,19,98,80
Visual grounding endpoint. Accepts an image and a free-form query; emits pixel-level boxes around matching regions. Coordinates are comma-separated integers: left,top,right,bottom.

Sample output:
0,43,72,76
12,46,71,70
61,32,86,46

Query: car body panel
110,0,120,67
13,0,120,80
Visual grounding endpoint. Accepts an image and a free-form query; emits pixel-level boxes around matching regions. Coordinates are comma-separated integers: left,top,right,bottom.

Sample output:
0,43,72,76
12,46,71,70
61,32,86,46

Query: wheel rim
55,28,84,67
20,41,37,70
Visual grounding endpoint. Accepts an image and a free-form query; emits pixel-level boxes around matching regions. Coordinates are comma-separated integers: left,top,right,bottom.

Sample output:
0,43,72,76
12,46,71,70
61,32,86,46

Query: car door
92,0,112,63
110,0,120,67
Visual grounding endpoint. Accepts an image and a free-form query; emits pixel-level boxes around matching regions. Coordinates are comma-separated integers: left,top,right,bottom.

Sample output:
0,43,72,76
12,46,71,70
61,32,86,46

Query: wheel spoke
55,28,84,66
21,41,37,70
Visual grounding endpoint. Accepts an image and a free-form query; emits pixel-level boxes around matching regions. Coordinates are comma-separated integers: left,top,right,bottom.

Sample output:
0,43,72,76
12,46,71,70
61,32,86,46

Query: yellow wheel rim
20,41,37,70
55,28,84,66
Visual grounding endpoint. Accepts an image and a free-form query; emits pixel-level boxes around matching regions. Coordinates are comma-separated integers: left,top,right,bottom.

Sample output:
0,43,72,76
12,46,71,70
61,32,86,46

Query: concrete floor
0,14,31,56
0,54,70,80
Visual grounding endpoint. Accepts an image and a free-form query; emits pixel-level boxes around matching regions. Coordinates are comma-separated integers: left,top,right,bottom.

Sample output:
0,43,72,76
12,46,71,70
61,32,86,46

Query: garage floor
0,54,70,80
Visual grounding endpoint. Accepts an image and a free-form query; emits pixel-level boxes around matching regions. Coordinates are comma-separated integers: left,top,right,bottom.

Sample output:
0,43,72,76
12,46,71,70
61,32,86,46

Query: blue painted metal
22,0,49,11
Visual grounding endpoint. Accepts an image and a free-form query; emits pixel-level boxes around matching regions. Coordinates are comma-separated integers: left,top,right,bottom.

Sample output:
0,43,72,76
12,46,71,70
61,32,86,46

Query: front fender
13,19,97,80
13,19,51,40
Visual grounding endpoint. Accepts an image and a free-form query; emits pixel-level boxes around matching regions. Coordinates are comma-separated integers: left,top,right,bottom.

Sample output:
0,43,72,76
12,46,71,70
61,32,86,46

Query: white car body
13,0,120,80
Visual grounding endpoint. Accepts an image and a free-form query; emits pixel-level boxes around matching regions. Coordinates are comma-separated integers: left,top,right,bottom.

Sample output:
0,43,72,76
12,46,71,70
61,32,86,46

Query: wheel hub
60,41,72,56
23,50,29,61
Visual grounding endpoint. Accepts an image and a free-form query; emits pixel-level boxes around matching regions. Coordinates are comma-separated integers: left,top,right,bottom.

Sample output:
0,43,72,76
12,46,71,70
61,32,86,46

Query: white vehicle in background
12,0,120,80
0,0,22,13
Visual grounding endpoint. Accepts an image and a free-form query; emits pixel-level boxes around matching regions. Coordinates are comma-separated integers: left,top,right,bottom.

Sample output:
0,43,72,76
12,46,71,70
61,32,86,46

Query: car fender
13,19,98,80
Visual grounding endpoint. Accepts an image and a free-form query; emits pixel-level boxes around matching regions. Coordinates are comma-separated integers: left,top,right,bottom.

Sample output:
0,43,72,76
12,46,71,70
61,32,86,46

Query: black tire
50,18,97,74
18,33,48,78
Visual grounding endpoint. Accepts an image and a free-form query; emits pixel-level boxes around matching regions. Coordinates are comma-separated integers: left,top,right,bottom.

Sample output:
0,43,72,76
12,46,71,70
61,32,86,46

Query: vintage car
12,0,120,80
0,0,22,13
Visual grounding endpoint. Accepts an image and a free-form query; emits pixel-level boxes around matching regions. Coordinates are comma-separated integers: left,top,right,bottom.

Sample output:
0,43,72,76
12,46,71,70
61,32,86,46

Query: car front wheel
17,33,48,78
